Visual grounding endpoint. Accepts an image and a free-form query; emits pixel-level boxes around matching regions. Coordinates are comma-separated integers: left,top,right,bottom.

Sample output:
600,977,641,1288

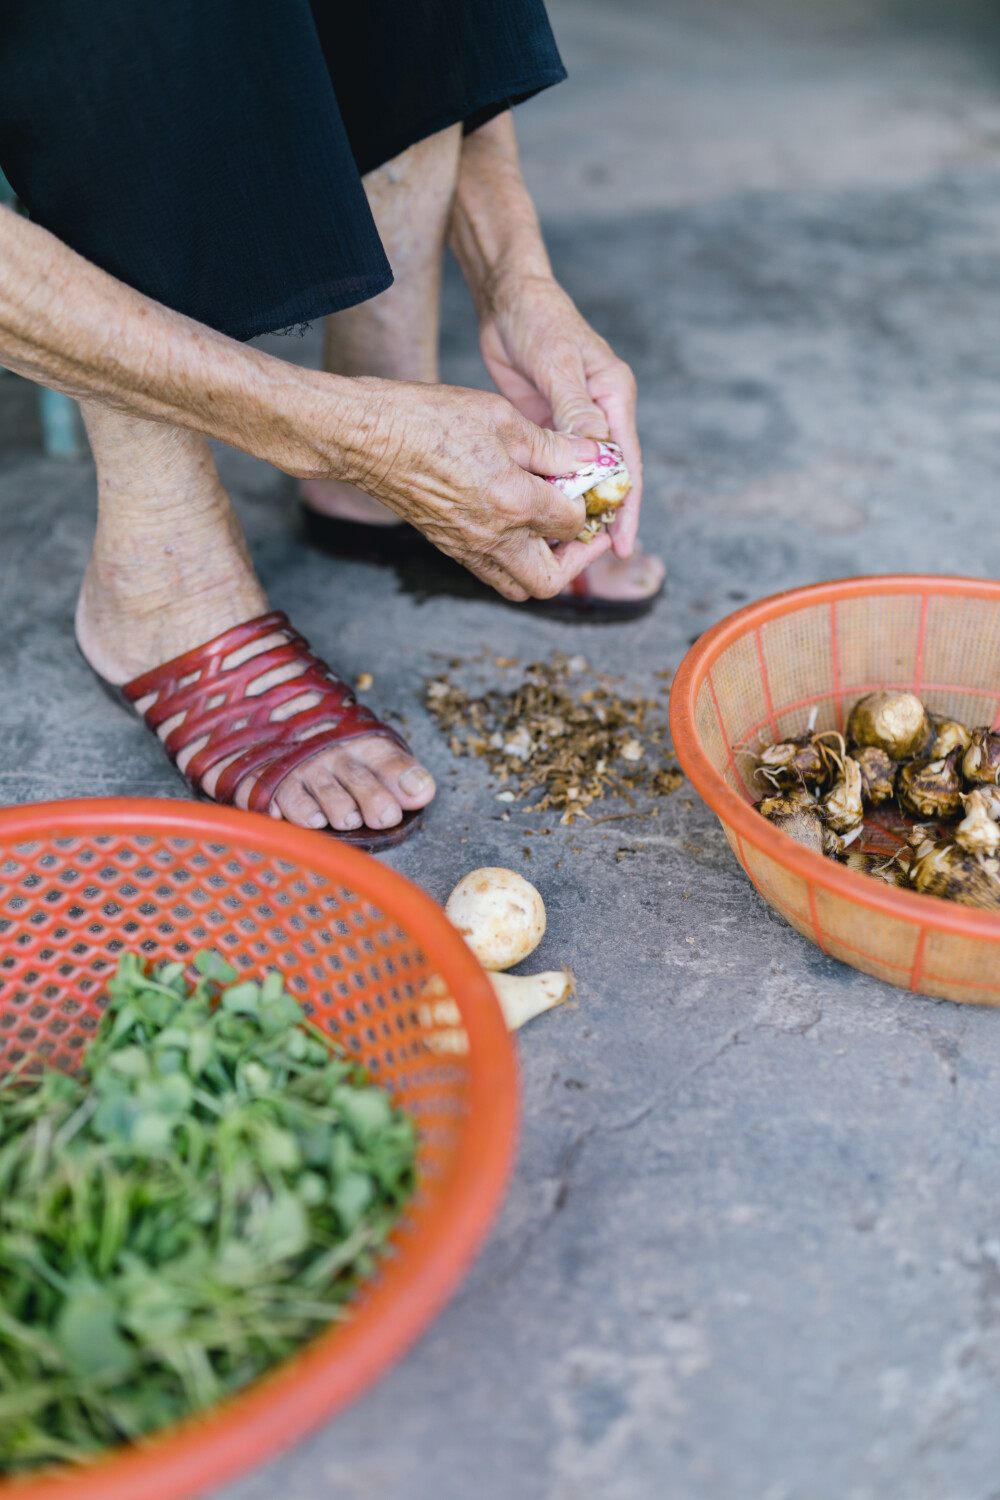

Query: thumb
506,419,599,479
547,374,610,440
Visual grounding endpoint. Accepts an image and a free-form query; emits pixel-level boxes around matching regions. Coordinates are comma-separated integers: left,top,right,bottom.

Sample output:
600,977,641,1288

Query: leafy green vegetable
0,952,416,1472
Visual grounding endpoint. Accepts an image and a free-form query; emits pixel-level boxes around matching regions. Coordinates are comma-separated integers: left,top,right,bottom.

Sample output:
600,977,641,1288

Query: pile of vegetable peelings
424,653,682,825
0,951,416,1472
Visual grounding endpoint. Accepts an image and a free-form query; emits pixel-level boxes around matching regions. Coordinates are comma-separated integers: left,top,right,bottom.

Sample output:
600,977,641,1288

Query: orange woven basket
0,798,517,1500
670,575,1000,1006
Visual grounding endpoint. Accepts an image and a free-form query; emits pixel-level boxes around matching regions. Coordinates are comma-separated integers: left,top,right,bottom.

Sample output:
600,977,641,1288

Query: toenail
399,767,432,795
379,807,402,828
308,812,327,829
342,810,363,830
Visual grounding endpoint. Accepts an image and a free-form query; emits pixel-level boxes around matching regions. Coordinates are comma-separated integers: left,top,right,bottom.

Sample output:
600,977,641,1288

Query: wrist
473,258,557,329
170,345,392,489
247,364,389,483
449,113,553,318
452,210,552,320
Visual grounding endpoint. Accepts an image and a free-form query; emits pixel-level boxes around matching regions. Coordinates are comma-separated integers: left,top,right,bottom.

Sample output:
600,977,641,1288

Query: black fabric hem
352,66,567,177
463,98,513,136
232,267,394,343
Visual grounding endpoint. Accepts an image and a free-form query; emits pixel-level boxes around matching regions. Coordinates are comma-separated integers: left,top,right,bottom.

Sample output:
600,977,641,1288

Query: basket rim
0,798,518,1500
669,574,1000,940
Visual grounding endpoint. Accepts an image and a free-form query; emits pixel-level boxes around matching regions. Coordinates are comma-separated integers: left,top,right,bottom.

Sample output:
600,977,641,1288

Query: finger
545,356,611,440
462,550,532,602
505,419,599,479
501,386,555,430
590,365,642,557
562,406,610,439
493,531,573,598
607,414,642,555
514,469,587,542
499,528,613,599
546,531,614,590
482,357,556,429
605,412,643,557
426,528,534,601
407,514,533,601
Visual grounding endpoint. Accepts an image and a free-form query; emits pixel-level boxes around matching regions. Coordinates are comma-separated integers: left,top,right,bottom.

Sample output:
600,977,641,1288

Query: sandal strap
122,611,410,814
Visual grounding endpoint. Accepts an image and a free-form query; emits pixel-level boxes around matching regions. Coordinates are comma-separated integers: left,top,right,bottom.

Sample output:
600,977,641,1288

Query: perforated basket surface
669,576,1000,1006
0,799,517,1500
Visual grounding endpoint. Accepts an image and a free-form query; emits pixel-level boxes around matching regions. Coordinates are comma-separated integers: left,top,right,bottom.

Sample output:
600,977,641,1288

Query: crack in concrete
896,1010,969,1091
751,1005,824,1037
478,1029,745,1293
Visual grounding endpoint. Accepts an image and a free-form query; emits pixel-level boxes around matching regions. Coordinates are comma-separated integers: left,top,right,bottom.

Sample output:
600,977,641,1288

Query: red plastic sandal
119,611,423,851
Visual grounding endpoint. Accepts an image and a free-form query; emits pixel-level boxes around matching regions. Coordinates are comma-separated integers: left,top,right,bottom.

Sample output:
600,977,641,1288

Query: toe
570,547,665,603
627,551,666,597
298,761,365,832
352,738,437,810
273,778,329,831
334,758,406,830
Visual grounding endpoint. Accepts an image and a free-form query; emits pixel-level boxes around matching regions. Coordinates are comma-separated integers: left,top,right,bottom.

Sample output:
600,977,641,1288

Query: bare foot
77,564,434,834
300,477,400,526
77,408,435,837
299,480,665,603
568,544,666,603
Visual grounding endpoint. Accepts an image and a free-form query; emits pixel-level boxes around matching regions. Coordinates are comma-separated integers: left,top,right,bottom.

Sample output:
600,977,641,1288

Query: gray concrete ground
7,1,1000,1495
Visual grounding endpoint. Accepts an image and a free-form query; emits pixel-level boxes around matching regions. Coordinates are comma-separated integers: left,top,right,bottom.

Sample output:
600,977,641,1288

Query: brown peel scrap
424,654,682,823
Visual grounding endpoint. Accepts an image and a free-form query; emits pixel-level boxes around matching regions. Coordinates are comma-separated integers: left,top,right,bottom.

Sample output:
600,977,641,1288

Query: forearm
448,112,554,314
0,204,378,480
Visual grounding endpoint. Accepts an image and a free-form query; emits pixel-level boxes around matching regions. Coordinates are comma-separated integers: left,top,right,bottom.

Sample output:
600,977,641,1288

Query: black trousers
0,1,564,340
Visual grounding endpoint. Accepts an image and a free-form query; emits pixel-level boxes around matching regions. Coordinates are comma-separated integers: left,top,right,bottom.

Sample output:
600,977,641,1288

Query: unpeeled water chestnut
846,690,932,761
854,746,897,808
896,750,964,821
962,728,1000,787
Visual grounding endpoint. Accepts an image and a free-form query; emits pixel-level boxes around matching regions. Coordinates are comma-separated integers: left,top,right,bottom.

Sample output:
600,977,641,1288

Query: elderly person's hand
450,111,643,562
0,205,605,603
476,273,641,558
335,377,608,600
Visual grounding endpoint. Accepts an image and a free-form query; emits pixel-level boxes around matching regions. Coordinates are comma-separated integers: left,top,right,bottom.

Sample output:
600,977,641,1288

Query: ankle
76,535,268,685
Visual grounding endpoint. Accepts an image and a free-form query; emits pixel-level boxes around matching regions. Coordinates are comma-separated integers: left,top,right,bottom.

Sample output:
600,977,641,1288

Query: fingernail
399,767,432,795
569,435,600,461
308,812,327,829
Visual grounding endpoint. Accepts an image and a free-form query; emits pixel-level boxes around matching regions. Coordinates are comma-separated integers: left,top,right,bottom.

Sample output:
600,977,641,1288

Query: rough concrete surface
5,2,1000,1496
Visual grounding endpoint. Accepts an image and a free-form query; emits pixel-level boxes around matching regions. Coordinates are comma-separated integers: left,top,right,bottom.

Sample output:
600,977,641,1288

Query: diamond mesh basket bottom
670,577,1000,1006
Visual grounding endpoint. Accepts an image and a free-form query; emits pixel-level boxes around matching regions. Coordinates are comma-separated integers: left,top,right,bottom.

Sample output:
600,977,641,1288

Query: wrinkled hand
478,273,642,558
343,377,607,601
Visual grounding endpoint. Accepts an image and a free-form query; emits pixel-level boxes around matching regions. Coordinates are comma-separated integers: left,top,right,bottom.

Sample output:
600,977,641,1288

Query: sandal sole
301,507,664,622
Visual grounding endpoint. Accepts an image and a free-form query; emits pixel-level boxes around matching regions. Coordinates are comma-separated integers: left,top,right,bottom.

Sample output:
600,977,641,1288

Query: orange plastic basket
670,575,1000,1006
0,798,517,1500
